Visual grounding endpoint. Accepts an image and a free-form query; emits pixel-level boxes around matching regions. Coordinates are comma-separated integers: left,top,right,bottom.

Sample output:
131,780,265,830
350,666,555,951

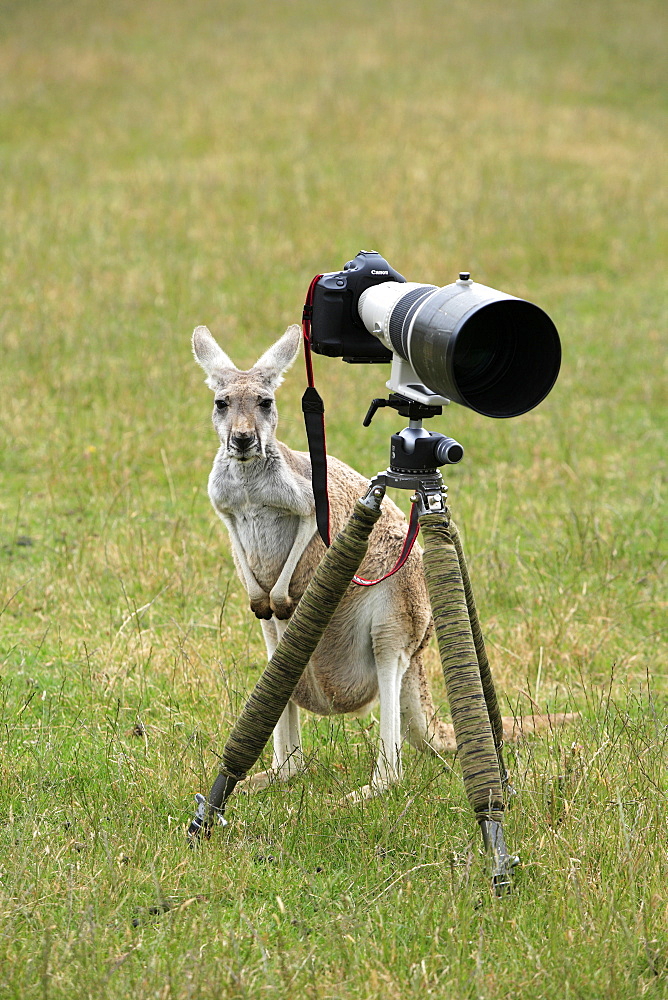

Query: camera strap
301,274,331,548
301,275,420,586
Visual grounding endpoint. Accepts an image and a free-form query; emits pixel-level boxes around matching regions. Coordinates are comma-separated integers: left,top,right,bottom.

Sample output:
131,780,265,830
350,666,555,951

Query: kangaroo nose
232,432,255,451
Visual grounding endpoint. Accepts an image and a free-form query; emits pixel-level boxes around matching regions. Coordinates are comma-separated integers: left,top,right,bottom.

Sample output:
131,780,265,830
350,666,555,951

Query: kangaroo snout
229,431,258,458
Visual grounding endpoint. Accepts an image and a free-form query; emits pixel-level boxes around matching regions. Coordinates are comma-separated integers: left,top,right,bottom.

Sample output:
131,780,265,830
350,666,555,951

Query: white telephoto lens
358,282,427,351
358,276,561,418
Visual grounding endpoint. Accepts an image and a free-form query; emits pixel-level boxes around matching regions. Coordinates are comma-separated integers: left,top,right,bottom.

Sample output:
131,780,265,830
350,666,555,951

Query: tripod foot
479,819,520,896
187,791,229,844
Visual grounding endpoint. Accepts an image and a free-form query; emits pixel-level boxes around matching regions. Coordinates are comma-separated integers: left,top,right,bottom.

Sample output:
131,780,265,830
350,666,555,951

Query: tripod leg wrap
448,520,511,789
215,499,382,799
448,520,504,749
419,513,504,824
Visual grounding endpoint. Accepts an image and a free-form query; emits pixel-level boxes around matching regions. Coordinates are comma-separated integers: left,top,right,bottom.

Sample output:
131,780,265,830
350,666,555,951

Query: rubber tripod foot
479,819,520,896
187,792,228,845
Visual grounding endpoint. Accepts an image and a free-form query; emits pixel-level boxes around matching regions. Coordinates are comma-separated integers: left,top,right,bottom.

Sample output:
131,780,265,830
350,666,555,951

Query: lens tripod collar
363,392,443,426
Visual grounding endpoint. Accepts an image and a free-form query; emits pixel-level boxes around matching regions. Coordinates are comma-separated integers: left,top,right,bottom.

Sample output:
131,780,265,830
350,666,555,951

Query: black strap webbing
301,386,331,547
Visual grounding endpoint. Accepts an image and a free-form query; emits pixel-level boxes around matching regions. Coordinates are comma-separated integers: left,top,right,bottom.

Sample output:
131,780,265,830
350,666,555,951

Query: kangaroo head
192,324,301,462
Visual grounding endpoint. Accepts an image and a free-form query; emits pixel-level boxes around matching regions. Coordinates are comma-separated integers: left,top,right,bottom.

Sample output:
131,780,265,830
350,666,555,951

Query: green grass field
1,1,666,996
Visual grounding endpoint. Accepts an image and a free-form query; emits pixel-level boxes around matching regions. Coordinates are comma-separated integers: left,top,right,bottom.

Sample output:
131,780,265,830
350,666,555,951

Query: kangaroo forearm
226,521,266,600
270,515,317,601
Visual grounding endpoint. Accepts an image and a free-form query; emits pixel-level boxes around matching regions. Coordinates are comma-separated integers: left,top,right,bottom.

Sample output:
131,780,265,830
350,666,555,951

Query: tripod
189,394,518,894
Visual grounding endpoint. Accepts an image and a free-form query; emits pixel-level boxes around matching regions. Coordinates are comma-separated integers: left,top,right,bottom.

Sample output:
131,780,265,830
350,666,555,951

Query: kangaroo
192,323,574,799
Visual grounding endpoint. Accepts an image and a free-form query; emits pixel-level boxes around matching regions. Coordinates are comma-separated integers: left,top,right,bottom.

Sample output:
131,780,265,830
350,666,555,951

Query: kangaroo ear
192,326,237,382
254,325,302,388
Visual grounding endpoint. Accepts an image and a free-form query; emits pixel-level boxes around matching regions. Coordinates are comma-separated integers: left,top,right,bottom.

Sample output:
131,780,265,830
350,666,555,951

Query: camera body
310,251,405,363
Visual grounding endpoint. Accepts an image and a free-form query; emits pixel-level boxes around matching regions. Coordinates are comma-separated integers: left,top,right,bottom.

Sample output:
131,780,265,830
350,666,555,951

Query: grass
0,0,666,996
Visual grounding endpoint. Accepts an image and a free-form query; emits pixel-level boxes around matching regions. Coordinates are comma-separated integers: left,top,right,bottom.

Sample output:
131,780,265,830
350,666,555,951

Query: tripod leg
449,520,512,793
243,619,303,789
188,489,384,839
419,510,517,893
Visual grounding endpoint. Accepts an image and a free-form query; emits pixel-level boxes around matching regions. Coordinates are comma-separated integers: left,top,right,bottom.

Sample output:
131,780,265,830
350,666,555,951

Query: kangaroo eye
215,399,229,411
258,398,273,410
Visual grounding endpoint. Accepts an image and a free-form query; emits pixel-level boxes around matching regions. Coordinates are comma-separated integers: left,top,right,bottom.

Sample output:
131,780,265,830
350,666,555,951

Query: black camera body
310,251,405,363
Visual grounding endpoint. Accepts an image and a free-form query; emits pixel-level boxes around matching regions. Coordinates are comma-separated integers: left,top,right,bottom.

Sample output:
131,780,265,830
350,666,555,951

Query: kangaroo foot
240,761,305,792
343,772,396,805
344,784,377,805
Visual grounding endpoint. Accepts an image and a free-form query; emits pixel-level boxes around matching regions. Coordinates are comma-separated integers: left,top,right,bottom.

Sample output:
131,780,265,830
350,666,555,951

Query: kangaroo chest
231,505,300,581
209,473,304,591
208,447,315,593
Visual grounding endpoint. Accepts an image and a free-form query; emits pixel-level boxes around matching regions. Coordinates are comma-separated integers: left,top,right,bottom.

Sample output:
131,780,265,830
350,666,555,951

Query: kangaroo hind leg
400,650,457,755
347,643,409,803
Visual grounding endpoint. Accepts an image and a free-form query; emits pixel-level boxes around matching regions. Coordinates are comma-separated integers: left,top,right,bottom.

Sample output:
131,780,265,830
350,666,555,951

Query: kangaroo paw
343,772,396,805
239,769,278,791
250,596,272,619
270,595,295,620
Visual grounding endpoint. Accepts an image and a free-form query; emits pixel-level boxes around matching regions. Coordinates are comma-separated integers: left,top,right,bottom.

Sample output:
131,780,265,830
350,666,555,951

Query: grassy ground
0,0,666,996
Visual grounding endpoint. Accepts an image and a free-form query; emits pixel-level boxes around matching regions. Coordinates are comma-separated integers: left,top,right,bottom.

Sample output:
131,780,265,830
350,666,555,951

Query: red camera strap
351,501,420,587
301,275,419,586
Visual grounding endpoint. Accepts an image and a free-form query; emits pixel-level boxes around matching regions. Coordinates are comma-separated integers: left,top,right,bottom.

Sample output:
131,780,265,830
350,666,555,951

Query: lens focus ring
388,285,437,357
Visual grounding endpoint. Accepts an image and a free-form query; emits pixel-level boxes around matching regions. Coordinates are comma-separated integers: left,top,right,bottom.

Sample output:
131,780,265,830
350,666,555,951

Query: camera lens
359,279,561,418
452,320,509,394
447,300,559,416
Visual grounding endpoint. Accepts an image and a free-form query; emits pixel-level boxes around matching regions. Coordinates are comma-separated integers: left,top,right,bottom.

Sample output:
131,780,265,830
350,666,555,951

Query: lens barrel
359,278,561,418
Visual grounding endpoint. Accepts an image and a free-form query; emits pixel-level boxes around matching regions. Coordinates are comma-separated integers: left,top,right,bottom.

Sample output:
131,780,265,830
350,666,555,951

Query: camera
309,250,561,418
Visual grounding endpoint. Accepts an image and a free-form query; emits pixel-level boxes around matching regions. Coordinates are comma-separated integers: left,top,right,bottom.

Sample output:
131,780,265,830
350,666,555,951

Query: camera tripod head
363,392,464,515
364,392,464,473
